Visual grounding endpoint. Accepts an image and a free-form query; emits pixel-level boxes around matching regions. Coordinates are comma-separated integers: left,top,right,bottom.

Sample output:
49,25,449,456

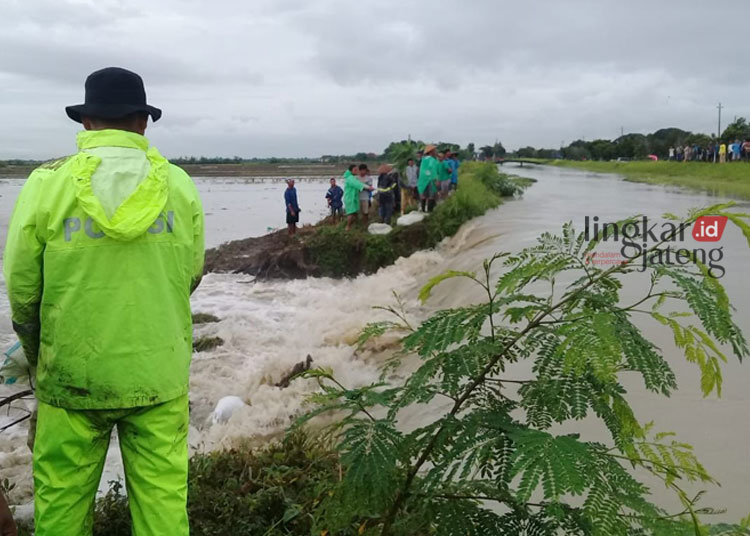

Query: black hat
65,67,162,123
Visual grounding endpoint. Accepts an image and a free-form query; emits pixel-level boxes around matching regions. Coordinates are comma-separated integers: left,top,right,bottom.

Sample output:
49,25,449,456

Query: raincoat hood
74,130,169,241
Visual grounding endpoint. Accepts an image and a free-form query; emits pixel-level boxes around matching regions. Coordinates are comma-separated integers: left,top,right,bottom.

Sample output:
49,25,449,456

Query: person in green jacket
417,145,440,212
437,151,452,199
3,67,205,536
343,163,373,230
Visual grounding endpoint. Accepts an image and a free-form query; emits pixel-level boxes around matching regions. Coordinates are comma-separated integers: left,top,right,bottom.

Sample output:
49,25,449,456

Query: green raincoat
343,169,367,215
417,155,439,195
438,159,452,183
3,129,205,410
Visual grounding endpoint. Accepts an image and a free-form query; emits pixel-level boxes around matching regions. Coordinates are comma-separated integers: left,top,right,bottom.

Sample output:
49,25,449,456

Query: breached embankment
205,227,319,279
203,219,434,279
204,162,533,279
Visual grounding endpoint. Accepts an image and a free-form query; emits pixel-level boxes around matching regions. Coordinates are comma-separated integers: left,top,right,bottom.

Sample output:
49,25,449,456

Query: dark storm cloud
1,0,748,158
297,0,749,87
0,35,200,86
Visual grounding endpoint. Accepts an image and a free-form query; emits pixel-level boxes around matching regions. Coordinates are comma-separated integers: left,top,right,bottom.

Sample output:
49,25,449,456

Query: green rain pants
33,394,189,536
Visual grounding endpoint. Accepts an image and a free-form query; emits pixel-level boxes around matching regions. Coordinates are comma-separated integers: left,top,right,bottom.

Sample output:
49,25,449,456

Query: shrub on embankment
90,433,345,536
90,431,426,535
305,162,528,277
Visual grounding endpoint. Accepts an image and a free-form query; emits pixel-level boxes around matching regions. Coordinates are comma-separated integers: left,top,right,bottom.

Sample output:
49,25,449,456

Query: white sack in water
396,212,426,226
368,223,392,235
211,395,248,424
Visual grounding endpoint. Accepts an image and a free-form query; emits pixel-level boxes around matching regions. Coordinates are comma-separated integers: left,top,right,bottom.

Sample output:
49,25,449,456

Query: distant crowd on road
668,139,750,163
283,145,461,235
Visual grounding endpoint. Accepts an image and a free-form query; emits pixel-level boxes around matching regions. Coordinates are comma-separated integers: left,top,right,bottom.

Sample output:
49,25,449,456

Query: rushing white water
1,168,749,522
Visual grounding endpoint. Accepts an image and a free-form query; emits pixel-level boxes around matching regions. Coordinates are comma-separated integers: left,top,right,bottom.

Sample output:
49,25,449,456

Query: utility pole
717,102,723,140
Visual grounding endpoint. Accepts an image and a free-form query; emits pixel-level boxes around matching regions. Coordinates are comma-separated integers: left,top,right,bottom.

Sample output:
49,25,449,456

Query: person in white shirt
403,158,419,211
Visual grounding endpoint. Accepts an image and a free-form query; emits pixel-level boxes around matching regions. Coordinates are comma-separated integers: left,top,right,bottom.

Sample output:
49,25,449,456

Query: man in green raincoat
437,151,453,199
417,145,440,212
3,67,205,536
343,163,373,230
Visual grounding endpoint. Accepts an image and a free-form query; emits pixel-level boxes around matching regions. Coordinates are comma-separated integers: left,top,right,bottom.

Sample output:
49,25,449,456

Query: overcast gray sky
1,0,748,159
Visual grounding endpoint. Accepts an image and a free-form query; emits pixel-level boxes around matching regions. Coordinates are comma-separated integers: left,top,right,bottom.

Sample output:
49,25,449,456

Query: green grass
89,431,427,536
15,432,424,536
545,159,750,199
91,432,345,536
305,162,527,277
423,164,502,239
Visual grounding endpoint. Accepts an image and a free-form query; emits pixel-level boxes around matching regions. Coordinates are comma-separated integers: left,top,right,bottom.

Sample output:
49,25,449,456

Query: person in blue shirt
732,140,741,162
284,178,300,236
326,177,344,223
445,150,460,189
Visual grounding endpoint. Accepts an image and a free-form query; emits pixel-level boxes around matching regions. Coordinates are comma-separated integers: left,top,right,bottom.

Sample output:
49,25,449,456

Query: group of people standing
668,140,750,163
414,145,459,213
283,146,461,235
335,145,460,230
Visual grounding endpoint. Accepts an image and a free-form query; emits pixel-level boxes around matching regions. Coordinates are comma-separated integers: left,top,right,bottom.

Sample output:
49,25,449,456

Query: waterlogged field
0,161,374,179
1,165,750,525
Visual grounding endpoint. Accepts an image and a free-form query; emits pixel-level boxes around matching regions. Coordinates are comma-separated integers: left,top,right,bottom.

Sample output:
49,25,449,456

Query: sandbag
368,223,393,235
211,395,248,424
396,211,426,226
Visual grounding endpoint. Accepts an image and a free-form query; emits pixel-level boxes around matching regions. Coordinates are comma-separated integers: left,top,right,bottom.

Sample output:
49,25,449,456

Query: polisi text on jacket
63,211,175,241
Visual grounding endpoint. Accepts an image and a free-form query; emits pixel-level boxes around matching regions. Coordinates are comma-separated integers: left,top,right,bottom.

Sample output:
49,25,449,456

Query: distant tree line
507,117,750,161
0,159,44,167
6,120,750,166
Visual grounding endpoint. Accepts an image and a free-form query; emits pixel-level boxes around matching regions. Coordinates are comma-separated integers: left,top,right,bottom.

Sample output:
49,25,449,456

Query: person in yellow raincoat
3,67,205,536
